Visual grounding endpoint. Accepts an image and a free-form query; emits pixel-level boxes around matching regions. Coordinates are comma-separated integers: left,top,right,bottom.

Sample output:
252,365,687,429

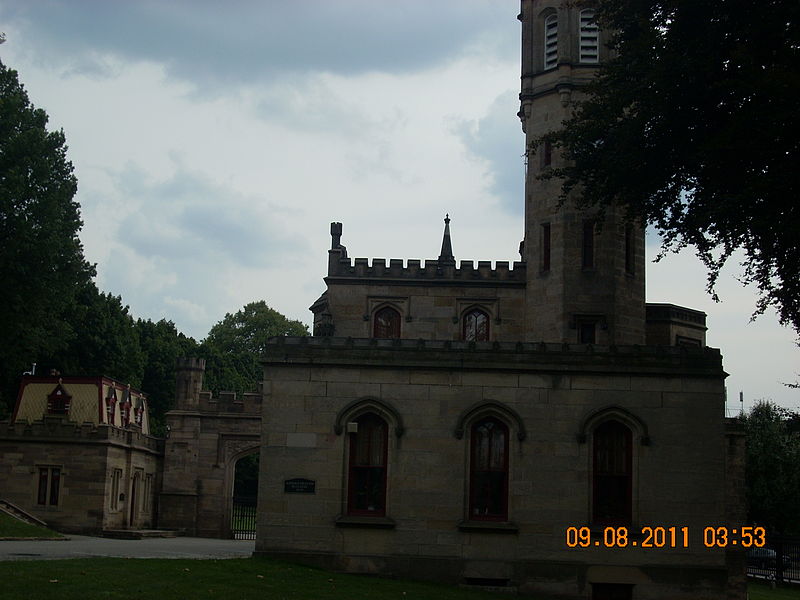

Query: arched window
544,14,558,70
373,306,401,339
347,413,388,516
463,308,490,342
593,420,632,524
579,9,599,63
469,417,509,521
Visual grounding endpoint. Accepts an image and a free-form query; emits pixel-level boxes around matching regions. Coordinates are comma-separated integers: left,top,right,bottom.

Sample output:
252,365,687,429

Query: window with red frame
593,420,632,525
347,413,388,516
373,306,401,339
463,309,490,342
469,417,509,521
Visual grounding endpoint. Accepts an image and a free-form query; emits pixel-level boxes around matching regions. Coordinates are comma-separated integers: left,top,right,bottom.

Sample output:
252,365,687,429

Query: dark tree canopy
200,300,308,395
541,0,800,334
740,401,800,535
0,60,95,416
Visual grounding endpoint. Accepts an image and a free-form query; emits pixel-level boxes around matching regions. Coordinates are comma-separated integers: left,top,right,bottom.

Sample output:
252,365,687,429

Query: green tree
137,318,198,434
541,0,800,334
0,60,95,416
740,401,800,535
201,301,308,394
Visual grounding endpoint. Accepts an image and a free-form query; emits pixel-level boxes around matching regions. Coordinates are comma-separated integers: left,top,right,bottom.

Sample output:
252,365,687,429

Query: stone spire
438,213,455,266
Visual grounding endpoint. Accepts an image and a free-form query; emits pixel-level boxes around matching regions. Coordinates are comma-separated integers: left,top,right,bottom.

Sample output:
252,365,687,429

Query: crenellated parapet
197,390,262,415
327,254,527,287
0,416,164,453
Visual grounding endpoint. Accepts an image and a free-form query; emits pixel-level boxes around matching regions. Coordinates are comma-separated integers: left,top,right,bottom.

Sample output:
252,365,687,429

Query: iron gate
231,495,257,540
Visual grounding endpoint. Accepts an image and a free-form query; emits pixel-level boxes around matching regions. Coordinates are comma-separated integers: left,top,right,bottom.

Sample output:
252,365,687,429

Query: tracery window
463,309,490,342
373,306,401,339
593,420,632,524
347,413,388,516
544,14,558,70
579,9,599,63
469,417,509,521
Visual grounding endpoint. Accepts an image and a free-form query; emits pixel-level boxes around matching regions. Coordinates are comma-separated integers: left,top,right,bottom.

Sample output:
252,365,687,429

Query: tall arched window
593,420,632,524
373,306,401,339
579,9,599,63
347,413,388,516
544,14,558,70
463,308,490,342
469,417,509,521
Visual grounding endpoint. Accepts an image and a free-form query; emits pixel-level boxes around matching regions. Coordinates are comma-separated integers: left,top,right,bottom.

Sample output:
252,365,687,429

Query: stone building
0,375,161,533
255,2,746,599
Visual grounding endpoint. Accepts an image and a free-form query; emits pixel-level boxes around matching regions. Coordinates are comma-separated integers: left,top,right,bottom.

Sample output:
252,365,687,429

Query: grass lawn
0,555,798,599
0,511,63,539
0,557,515,600
748,580,800,600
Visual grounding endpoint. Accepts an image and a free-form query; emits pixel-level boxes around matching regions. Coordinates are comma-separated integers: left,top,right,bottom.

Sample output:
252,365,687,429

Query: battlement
198,390,262,415
176,357,206,371
327,253,526,286
0,416,164,453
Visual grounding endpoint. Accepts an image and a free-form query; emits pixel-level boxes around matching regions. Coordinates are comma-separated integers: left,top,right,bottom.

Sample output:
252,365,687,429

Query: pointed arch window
469,417,509,521
579,9,599,63
373,306,401,339
544,14,558,70
593,420,632,524
463,309,490,342
347,413,388,516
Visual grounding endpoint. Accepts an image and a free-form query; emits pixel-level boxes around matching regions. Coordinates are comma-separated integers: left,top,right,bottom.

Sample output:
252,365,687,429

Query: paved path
0,535,255,561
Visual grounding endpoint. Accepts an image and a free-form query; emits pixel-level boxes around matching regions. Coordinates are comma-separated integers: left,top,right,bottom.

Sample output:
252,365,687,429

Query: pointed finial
438,213,455,265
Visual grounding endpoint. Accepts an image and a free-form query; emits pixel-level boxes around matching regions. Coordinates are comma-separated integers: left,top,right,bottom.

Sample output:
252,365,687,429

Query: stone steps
0,499,49,528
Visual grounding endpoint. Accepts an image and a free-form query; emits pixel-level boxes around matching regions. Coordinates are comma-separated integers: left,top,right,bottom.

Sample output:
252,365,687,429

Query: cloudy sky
0,1,796,412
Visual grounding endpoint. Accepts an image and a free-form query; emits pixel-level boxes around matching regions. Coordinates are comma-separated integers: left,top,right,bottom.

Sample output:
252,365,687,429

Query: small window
544,14,558,69
347,413,388,516
110,468,122,511
37,466,61,506
469,418,509,521
624,224,635,275
579,9,599,64
373,306,401,339
463,309,490,342
46,384,71,415
541,223,551,272
593,421,632,525
582,220,595,269
541,140,553,168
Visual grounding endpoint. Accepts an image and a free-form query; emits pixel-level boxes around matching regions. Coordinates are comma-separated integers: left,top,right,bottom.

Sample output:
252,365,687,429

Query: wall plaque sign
284,478,315,494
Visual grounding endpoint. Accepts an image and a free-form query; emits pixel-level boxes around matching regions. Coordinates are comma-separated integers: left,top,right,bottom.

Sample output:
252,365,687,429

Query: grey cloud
457,90,525,214
109,164,305,267
0,1,515,89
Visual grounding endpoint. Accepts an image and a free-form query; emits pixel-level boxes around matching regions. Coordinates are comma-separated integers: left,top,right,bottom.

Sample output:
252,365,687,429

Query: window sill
335,515,396,529
458,520,519,534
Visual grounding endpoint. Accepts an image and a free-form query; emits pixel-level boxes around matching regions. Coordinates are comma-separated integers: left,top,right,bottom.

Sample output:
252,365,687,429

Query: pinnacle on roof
438,213,455,266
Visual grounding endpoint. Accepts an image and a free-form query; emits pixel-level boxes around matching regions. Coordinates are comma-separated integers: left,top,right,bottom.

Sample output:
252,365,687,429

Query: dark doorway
231,452,259,539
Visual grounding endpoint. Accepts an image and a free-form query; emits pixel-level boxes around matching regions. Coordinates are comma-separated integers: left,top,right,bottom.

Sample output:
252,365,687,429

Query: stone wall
256,337,736,599
0,417,162,534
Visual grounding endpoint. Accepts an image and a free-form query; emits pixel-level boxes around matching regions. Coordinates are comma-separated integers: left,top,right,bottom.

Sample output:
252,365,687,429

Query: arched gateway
159,358,261,538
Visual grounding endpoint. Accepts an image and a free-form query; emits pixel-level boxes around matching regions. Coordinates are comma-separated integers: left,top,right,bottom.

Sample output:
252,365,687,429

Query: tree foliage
740,401,800,535
200,301,308,395
0,60,95,416
541,0,800,334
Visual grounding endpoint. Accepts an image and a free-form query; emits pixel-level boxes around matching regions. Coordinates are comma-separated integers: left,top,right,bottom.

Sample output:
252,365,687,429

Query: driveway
0,535,255,561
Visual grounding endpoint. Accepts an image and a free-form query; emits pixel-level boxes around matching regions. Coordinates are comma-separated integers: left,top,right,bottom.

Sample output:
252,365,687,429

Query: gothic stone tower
519,0,646,345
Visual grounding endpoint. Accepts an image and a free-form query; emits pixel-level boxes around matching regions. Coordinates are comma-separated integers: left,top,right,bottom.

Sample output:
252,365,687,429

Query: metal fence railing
231,495,257,540
747,537,800,584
